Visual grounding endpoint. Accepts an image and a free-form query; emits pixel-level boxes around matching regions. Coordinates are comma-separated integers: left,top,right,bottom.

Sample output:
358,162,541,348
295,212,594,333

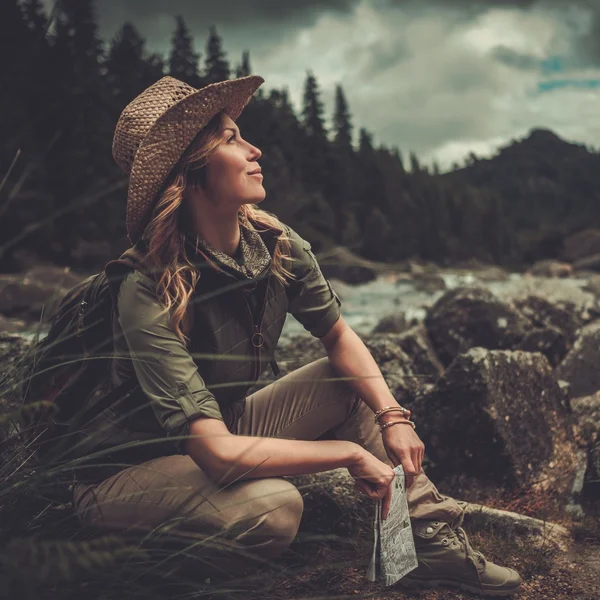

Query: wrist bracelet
379,419,416,432
374,405,411,423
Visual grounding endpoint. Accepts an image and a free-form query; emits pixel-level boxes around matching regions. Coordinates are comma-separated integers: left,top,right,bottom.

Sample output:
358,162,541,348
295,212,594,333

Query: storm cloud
42,0,600,168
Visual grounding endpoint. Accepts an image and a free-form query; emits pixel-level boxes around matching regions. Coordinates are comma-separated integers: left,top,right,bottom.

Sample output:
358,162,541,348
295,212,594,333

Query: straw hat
112,75,265,243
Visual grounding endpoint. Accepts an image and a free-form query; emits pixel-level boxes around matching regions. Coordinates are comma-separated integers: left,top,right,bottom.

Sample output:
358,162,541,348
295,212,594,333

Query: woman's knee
228,479,304,555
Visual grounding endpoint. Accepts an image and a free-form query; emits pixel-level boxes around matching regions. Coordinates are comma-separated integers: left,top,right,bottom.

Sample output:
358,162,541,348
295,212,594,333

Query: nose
248,142,262,161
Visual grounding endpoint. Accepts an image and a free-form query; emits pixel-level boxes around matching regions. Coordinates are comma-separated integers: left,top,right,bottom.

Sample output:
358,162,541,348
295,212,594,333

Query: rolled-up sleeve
117,270,224,447
285,226,342,338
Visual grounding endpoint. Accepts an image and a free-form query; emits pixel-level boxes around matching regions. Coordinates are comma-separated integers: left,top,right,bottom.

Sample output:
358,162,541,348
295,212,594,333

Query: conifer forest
3,0,600,274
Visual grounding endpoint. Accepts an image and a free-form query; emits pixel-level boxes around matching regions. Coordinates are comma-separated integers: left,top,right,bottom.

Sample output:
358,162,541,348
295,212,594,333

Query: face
201,114,265,209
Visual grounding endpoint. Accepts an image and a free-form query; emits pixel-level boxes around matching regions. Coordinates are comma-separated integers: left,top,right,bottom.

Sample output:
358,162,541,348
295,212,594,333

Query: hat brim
126,75,264,243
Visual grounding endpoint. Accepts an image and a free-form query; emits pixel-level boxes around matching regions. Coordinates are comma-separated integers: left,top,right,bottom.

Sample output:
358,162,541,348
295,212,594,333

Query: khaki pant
73,357,462,576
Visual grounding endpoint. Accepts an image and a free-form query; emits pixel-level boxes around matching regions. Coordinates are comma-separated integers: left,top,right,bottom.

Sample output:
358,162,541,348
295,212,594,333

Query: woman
72,75,521,596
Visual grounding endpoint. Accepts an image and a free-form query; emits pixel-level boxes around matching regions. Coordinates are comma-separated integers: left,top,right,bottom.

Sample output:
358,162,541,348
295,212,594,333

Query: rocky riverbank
2,250,600,598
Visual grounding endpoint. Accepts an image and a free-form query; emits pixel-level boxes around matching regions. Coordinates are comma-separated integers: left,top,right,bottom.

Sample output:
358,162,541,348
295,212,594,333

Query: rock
287,469,372,536
0,275,53,320
497,278,600,324
318,246,379,284
254,333,424,406
412,348,579,500
585,441,600,499
473,266,510,282
287,469,572,548
413,273,446,294
527,260,573,278
517,326,568,367
379,324,444,381
372,313,409,334
512,295,583,365
573,253,600,273
562,228,600,262
556,322,600,398
0,266,85,322
570,393,600,500
513,296,583,343
22,265,83,290
570,393,600,444
452,260,509,281
0,314,27,334
462,503,571,551
425,287,530,366
360,335,421,404
583,274,600,297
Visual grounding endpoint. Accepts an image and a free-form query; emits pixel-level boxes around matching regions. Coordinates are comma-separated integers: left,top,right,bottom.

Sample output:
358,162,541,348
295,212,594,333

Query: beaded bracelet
374,405,411,424
379,419,416,432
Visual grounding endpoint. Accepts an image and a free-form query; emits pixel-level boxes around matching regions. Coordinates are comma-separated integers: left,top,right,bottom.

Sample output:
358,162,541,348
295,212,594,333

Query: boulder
412,348,579,499
556,322,600,398
425,287,530,366
570,393,600,444
562,228,600,262
570,393,600,499
513,296,582,343
526,260,573,278
497,278,600,325
254,333,423,406
0,266,85,322
372,313,409,334
583,274,600,298
517,327,568,367
413,273,447,294
379,324,444,381
287,469,570,548
361,335,421,404
0,314,27,334
585,441,600,499
573,253,600,273
287,469,371,536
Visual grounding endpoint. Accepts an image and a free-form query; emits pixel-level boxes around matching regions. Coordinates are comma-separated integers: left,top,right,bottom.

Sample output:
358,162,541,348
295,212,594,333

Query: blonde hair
141,110,294,345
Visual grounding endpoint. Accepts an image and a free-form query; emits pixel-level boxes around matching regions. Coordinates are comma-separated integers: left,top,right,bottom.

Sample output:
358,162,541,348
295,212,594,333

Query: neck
190,208,242,257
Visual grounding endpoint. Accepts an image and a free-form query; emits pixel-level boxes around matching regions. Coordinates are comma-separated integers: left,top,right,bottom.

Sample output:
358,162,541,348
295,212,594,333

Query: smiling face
200,113,265,210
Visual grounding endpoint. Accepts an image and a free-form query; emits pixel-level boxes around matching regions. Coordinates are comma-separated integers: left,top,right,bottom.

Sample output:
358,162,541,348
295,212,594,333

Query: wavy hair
141,110,294,345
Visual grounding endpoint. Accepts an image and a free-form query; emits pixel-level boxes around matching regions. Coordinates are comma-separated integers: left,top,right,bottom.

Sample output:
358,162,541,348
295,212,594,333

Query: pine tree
21,0,48,35
235,50,252,77
301,71,327,138
204,25,230,84
106,22,163,111
54,0,104,77
168,16,202,87
332,84,353,151
358,128,374,154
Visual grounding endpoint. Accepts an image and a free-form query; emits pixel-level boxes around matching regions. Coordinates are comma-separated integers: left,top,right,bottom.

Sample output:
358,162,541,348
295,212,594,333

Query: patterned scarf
187,214,272,279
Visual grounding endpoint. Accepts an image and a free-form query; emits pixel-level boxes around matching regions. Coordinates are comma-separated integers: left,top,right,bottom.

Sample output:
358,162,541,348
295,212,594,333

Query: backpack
20,268,137,464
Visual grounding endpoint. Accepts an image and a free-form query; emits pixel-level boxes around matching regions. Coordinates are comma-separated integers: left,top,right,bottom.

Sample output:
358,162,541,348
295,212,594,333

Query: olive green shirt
111,224,341,445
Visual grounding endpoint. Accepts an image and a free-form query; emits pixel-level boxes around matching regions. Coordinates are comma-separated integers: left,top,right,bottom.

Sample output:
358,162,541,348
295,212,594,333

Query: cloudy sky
47,0,600,169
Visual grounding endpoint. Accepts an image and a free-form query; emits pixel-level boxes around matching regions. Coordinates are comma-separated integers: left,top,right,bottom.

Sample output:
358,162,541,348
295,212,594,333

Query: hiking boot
400,520,522,597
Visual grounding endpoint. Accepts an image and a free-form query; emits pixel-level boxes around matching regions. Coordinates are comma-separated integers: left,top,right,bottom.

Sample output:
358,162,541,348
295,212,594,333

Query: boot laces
454,527,487,572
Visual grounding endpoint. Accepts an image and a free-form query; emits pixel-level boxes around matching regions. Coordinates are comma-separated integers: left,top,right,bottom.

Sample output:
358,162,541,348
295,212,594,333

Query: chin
246,193,266,205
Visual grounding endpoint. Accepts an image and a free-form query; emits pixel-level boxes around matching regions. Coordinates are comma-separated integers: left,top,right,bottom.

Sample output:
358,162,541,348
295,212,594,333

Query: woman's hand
381,420,424,488
347,448,395,519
